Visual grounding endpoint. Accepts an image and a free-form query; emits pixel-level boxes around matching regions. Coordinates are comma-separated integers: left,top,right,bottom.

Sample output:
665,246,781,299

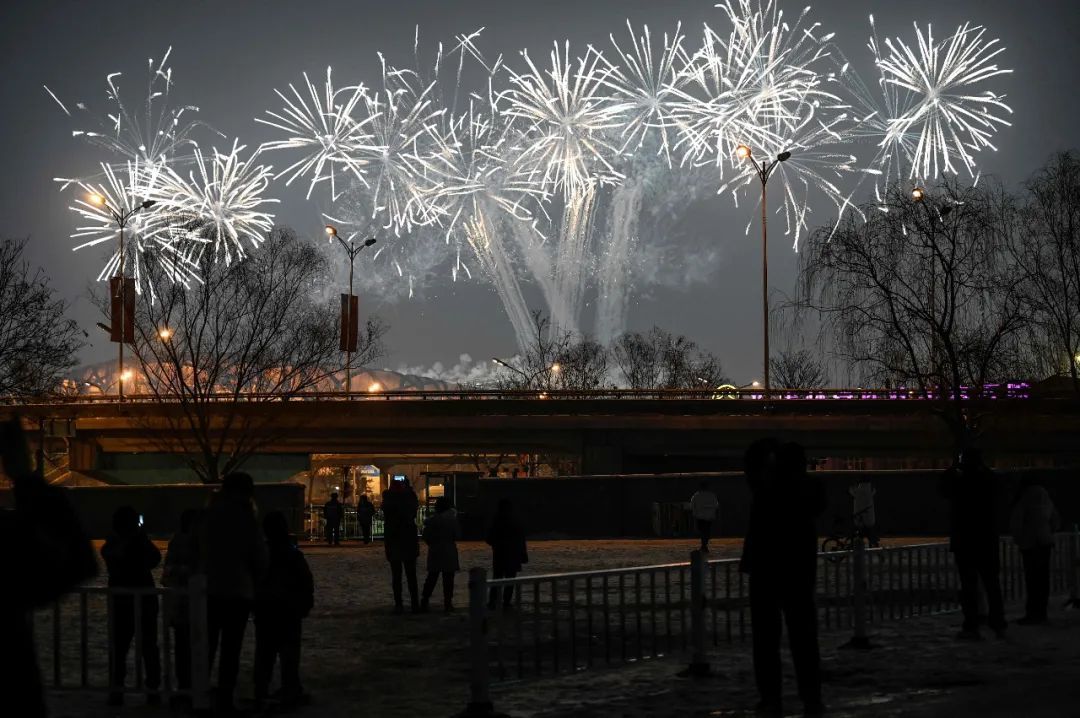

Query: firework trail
502,41,624,332
592,23,694,341
151,140,278,266
874,21,1012,182
415,97,550,348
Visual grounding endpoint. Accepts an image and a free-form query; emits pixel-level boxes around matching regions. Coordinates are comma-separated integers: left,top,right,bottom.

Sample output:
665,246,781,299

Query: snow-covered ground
41,539,1079,717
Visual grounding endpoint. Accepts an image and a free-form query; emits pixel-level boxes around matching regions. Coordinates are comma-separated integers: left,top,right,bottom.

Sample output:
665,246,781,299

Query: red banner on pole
340,294,359,352
109,277,137,343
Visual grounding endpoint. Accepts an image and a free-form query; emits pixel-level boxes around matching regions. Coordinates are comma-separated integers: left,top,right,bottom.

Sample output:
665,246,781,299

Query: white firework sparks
595,22,693,165
503,41,625,197
66,160,195,293
359,56,445,234
256,67,378,201
874,21,1012,180
45,47,205,180
152,140,278,265
678,0,863,247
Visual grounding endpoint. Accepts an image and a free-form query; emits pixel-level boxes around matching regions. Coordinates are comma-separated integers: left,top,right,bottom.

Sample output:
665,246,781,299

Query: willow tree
797,180,1025,448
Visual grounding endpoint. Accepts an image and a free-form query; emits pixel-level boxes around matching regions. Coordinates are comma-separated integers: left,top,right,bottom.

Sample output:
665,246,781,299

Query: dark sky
3,0,1079,383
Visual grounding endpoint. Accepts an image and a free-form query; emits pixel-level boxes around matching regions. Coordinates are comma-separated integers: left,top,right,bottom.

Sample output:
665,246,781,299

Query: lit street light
326,224,377,395
735,145,791,400
89,193,157,401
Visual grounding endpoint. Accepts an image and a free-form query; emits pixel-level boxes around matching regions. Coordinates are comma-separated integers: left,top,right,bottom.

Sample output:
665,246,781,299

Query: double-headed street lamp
326,225,377,394
491,357,561,389
88,193,156,401
735,145,791,400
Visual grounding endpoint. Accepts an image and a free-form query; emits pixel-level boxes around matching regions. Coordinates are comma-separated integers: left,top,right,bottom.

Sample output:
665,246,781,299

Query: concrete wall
463,469,1080,539
94,452,310,485
0,483,307,539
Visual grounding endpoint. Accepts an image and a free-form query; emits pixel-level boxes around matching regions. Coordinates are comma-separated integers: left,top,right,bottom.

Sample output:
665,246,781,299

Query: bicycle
821,507,881,562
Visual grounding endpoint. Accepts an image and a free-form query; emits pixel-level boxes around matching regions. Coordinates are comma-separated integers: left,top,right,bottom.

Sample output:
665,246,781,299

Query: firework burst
874,21,1012,181
45,47,205,180
66,161,196,294
151,140,278,265
256,67,377,201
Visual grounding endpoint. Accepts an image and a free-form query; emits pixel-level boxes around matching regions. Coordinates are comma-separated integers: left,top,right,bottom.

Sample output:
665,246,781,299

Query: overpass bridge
5,389,1079,481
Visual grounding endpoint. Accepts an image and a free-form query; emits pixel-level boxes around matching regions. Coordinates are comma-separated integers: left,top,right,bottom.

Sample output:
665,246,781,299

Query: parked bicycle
821,507,881,562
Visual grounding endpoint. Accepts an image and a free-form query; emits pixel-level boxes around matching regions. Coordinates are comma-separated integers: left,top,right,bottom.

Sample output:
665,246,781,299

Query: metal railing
6,384,1035,406
33,576,210,709
459,531,1080,713
304,505,432,542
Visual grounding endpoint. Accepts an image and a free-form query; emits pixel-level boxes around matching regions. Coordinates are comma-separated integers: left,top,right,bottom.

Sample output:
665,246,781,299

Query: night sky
3,0,1079,383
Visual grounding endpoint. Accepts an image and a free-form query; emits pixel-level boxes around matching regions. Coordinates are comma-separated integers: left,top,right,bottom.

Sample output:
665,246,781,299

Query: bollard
187,575,211,711
680,550,711,677
841,536,873,649
455,567,510,718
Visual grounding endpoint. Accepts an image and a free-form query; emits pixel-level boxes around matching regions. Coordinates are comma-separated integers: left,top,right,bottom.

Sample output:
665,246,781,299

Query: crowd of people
101,472,314,712
0,415,1068,717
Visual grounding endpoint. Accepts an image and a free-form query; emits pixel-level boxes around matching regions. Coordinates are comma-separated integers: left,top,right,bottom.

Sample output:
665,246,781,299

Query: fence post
842,536,873,649
455,567,508,718
187,574,211,711
681,550,711,677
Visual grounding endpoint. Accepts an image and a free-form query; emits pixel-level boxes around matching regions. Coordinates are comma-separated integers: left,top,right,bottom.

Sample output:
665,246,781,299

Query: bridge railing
5,383,1034,406
460,531,1078,710
33,577,211,709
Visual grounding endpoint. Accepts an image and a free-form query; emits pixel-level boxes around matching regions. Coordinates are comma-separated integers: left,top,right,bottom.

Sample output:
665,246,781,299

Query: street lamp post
325,225,376,395
491,358,560,389
911,187,953,391
88,194,156,401
735,145,790,400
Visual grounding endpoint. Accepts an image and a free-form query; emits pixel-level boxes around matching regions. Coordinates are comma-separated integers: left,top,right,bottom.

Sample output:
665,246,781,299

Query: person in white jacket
1010,478,1061,624
690,482,720,552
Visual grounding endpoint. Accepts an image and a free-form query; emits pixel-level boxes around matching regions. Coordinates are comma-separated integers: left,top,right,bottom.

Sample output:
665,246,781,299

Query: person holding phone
0,417,97,717
382,476,420,613
101,506,162,706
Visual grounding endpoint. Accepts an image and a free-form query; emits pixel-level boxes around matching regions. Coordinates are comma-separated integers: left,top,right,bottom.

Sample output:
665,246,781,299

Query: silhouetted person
162,509,200,706
254,511,314,708
1010,477,1061,625
690,481,720,551
0,418,97,718
741,439,826,717
486,498,528,609
200,471,268,711
382,478,420,613
324,492,343,546
420,497,461,612
940,448,1007,639
101,505,162,706
357,494,376,545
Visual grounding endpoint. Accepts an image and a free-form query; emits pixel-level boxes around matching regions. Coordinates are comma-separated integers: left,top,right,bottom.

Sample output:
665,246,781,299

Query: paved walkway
494,603,1080,718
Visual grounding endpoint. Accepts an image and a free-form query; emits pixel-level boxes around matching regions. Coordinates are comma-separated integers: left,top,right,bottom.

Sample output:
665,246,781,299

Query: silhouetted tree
0,238,85,398
495,311,608,392
797,180,1024,448
770,349,829,390
126,227,387,482
610,327,728,390
1008,151,1080,393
